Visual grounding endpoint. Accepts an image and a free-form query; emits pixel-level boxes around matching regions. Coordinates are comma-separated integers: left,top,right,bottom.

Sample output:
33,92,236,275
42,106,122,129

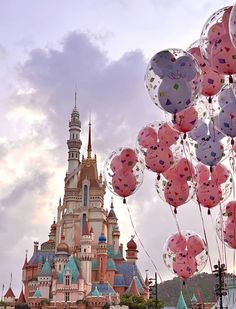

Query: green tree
120,294,164,309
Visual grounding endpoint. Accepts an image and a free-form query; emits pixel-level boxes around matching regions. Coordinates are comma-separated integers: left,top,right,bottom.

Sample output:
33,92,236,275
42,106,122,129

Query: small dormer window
65,275,70,286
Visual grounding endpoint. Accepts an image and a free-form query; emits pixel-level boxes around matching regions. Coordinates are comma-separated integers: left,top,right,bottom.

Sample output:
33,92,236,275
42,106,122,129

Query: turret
54,236,70,272
107,197,118,246
67,93,82,174
126,236,138,262
97,233,107,283
112,226,120,256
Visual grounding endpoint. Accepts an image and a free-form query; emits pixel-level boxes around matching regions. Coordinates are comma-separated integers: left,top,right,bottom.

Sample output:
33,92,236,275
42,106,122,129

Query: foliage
157,272,216,307
120,294,164,309
40,299,50,305
102,303,110,309
0,301,6,308
15,304,30,309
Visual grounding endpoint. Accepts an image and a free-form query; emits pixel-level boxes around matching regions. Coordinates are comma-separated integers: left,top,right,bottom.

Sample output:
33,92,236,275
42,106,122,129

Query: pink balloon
167,233,187,253
145,143,173,174
110,155,122,173
112,169,136,198
173,250,197,280
162,165,179,182
137,126,158,149
158,122,180,146
176,158,194,181
164,178,189,207
120,148,137,171
195,163,210,182
188,46,224,96
225,201,236,222
174,106,198,133
224,220,236,249
197,180,222,209
211,164,230,185
187,234,205,256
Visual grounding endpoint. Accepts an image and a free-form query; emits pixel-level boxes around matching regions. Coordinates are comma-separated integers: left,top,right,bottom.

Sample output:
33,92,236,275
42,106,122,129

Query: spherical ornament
163,231,208,281
200,6,236,75
145,49,202,115
103,147,144,200
216,201,236,249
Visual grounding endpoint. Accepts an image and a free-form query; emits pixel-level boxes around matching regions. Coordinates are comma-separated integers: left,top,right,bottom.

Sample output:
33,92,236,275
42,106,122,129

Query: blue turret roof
108,245,122,259
99,233,106,243
90,283,117,296
126,276,144,294
28,251,55,266
107,258,117,270
91,286,100,297
39,260,52,277
33,290,42,298
57,256,80,284
176,291,188,309
116,262,145,288
191,294,198,303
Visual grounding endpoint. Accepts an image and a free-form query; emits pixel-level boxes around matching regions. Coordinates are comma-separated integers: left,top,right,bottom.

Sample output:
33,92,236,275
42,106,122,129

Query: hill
155,273,216,307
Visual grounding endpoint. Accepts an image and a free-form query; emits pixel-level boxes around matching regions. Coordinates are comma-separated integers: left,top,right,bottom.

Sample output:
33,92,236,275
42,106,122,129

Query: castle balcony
64,188,80,201
67,140,82,149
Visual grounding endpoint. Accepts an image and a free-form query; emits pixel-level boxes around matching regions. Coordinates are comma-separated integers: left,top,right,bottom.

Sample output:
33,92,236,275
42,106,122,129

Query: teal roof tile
92,259,98,270
33,290,42,298
91,286,100,297
107,258,117,270
176,291,188,309
63,256,80,283
39,261,52,277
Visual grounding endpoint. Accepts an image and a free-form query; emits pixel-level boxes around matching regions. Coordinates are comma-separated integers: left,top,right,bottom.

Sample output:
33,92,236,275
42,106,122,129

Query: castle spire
74,91,77,108
87,121,92,159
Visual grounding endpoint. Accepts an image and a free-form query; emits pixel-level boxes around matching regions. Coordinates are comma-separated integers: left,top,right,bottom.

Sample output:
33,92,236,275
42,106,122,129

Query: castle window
72,153,74,158
65,292,70,302
83,185,88,207
59,264,61,271
84,248,86,253
65,275,70,286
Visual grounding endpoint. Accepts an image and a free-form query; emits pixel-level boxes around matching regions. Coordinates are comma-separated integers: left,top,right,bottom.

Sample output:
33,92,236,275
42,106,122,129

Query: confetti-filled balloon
216,201,236,249
188,44,224,97
145,49,202,115
103,147,144,200
200,6,236,75
163,231,208,281
229,3,236,48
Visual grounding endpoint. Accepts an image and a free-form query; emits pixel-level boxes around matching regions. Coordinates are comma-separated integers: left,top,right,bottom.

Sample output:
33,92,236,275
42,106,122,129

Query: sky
0,0,235,298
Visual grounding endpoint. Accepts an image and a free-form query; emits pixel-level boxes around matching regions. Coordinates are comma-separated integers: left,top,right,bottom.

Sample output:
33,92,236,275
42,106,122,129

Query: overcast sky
0,0,235,298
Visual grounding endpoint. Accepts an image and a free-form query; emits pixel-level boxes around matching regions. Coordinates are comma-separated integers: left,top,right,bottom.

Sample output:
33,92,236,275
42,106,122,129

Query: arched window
83,185,88,207
65,275,70,286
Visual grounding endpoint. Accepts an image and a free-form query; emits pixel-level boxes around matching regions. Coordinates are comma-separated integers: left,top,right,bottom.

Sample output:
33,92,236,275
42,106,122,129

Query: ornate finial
131,235,135,239
59,197,61,206
111,196,114,208
25,249,28,258
87,120,92,159
9,272,12,288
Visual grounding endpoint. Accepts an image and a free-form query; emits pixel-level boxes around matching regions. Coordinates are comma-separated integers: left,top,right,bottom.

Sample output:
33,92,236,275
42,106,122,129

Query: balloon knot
208,97,212,104
173,113,177,123
208,208,211,215
123,198,126,204
174,208,177,215
210,166,213,173
157,174,160,181
183,133,187,140
229,75,233,84
231,138,234,146
183,281,186,286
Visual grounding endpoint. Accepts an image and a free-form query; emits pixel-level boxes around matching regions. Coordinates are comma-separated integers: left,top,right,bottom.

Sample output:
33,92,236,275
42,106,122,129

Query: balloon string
197,201,213,272
219,202,228,268
126,202,163,283
210,213,222,263
231,146,236,201
169,205,181,234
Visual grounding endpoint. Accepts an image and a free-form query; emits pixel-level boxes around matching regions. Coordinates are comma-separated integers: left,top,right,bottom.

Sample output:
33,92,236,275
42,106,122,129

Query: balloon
158,122,180,146
163,230,208,281
175,158,194,181
120,148,137,171
229,3,236,48
164,178,189,208
187,234,205,256
196,138,224,166
188,45,224,97
200,6,236,75
145,143,174,174
224,221,236,249
167,233,187,253
225,201,236,222
211,164,231,185
217,93,236,137
173,251,197,280
145,49,202,115
137,126,157,149
195,163,210,182
188,119,208,141
103,147,145,200
112,169,136,198
110,155,122,173
173,106,198,133
196,180,222,209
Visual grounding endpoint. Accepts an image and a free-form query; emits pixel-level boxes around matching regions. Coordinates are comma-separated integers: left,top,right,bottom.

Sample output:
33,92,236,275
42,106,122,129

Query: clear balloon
103,147,145,200
200,6,236,75
216,201,236,249
163,231,208,281
145,49,202,115
229,3,236,48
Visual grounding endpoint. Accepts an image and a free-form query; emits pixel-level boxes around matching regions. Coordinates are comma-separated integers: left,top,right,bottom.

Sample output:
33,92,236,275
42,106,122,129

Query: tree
120,294,164,309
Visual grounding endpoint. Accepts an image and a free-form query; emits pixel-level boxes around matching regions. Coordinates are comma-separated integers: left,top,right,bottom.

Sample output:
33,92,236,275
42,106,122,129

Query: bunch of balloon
195,163,233,214
103,147,145,203
155,158,195,214
137,121,180,178
163,231,208,282
216,201,236,249
145,49,202,120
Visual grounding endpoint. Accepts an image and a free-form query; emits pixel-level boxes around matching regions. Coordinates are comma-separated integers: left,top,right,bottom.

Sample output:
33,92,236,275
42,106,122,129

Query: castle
3,101,149,309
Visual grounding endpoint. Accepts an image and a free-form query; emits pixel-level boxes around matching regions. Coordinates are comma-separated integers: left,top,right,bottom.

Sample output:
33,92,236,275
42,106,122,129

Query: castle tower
38,259,52,299
54,238,70,272
67,92,82,175
107,197,118,246
126,236,138,262
97,233,108,283
78,221,93,288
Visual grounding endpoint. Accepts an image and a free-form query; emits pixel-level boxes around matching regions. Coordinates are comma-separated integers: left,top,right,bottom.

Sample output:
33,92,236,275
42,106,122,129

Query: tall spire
87,121,92,159
74,91,77,108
